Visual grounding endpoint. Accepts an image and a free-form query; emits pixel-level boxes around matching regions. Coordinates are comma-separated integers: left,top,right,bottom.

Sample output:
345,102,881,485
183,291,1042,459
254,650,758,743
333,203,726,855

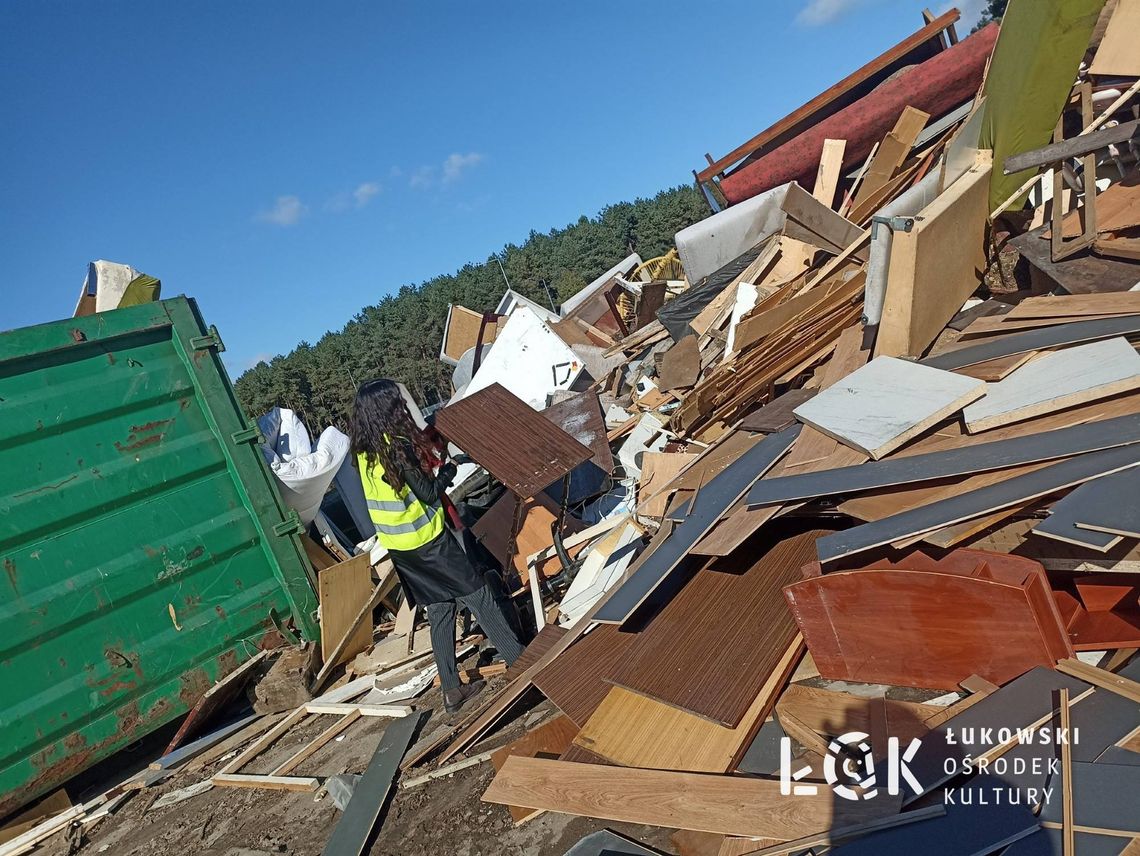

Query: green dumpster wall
0,297,319,816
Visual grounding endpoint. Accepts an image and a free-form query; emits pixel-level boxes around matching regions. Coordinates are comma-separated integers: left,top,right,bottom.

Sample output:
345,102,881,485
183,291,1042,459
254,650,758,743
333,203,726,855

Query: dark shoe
443,680,486,714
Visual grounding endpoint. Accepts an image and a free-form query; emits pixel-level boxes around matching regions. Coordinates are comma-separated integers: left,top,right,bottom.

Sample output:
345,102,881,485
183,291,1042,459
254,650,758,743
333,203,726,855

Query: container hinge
273,511,305,537
190,326,226,353
231,426,261,445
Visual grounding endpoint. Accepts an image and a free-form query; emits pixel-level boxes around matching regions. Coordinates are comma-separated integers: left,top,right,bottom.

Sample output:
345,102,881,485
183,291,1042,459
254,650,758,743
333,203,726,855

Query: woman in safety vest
349,379,525,714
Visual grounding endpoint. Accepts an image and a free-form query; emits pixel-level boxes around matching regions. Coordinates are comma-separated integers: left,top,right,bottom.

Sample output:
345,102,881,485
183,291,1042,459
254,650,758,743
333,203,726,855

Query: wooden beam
1060,688,1075,856
1055,658,1140,704
812,138,847,209
1003,119,1139,175
212,773,320,792
695,10,959,182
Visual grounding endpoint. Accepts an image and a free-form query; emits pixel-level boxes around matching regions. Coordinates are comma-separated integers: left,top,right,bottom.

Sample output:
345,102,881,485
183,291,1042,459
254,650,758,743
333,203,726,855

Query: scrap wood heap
14,3,1140,855
408,2,1140,853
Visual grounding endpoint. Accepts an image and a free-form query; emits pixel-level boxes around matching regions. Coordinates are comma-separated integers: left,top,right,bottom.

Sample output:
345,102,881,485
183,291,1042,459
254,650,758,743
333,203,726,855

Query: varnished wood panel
532,624,636,727
489,715,579,824
607,530,828,726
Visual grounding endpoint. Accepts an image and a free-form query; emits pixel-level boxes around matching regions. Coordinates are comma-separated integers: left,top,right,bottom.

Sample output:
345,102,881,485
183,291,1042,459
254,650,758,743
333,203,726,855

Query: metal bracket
189,325,226,353
869,215,918,240
272,511,305,537
231,426,262,445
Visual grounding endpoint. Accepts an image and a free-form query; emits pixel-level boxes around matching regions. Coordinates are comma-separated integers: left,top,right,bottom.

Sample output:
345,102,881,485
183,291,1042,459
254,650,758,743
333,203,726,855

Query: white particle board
792,356,986,460
964,338,1140,433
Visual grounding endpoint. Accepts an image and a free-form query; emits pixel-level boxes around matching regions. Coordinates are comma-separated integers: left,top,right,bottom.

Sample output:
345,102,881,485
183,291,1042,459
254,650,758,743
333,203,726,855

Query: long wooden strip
320,711,424,856
1003,119,1140,174
748,412,1140,507
482,757,902,840
1006,292,1140,321
1060,688,1075,856
218,704,310,775
1033,468,1135,548
273,710,361,775
816,446,1140,563
592,426,799,624
695,10,959,182
212,773,320,792
921,315,1140,371
1056,659,1140,704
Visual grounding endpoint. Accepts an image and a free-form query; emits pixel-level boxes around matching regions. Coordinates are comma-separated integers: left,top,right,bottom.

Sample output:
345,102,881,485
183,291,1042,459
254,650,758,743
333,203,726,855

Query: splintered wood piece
638,452,698,518
964,338,1140,433
812,138,847,209
481,757,903,840
852,106,929,207
792,356,985,460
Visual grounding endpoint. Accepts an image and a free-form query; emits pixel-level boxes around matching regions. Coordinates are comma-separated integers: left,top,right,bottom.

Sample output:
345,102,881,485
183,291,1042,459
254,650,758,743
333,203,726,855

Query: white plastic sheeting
257,407,349,525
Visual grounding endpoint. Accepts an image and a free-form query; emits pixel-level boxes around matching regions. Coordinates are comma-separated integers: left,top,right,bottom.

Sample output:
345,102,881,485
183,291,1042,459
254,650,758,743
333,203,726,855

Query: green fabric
979,0,1105,212
117,274,161,307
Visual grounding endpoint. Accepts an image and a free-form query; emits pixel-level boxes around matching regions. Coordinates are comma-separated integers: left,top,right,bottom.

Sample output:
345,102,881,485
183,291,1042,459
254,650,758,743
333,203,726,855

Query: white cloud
256,195,306,226
796,0,862,26
407,152,485,190
353,181,381,206
441,152,484,184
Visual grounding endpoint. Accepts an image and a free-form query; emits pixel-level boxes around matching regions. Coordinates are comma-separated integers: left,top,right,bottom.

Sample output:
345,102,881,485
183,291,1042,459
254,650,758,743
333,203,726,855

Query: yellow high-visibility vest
357,452,444,551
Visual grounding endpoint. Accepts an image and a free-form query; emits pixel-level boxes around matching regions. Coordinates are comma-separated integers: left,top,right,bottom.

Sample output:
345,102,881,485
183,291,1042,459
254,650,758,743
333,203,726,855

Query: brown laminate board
531,624,637,728
605,529,828,727
739,388,817,433
506,624,567,682
1006,291,1140,321
481,757,903,840
434,383,593,498
489,714,579,824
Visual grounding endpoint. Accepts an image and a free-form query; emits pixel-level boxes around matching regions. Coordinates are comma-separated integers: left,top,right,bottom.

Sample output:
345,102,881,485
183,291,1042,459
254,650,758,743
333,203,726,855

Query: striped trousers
425,583,525,690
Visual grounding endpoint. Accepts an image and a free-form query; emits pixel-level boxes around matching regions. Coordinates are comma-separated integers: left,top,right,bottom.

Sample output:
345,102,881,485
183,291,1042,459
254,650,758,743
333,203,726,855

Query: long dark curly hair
349,379,434,492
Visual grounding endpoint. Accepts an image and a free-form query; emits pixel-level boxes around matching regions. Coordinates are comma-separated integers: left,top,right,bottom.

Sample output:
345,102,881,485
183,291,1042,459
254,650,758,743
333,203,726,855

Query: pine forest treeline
233,185,709,428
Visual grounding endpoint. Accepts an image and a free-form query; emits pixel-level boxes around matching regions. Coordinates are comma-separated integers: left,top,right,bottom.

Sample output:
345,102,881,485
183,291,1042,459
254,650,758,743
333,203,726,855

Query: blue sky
0,0,983,376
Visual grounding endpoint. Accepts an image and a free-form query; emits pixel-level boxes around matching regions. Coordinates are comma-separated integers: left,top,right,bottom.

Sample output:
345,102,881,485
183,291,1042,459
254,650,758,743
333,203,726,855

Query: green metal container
0,297,319,816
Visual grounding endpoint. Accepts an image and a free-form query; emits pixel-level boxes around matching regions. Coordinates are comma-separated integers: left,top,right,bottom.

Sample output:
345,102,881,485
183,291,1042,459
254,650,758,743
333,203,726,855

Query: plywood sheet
965,338,1140,432
318,554,373,669
435,383,592,499
482,757,902,840
443,304,500,363
606,530,827,727
573,637,801,773
792,356,985,459
658,335,701,391
876,151,991,358
1091,0,1140,77
638,452,698,518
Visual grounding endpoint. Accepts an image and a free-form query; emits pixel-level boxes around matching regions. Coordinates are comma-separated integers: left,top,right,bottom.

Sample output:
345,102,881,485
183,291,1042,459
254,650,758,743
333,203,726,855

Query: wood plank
954,350,1036,381
320,711,424,856
218,704,310,776
739,389,817,433
1061,688,1075,856
775,684,939,745
481,757,902,840
606,530,826,726
489,715,579,825
212,773,320,792
1006,294,1140,323
163,651,269,754
812,138,847,209
791,356,985,460
1073,468,1140,538
592,426,799,624
1003,119,1140,174
319,553,373,670
876,150,991,358
851,106,929,206
965,338,1140,432
658,334,702,391
573,637,802,773
1056,658,1140,704
922,314,1140,371
695,10,958,182
959,312,1137,337
748,411,1140,508
185,713,287,774
273,711,361,776
817,446,1140,563
312,568,397,692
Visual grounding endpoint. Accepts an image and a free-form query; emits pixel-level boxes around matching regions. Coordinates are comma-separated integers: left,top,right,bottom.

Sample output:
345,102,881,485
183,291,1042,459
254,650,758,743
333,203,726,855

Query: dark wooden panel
540,392,614,474
506,624,567,682
784,555,1073,690
563,829,665,856
607,529,828,728
816,445,1140,563
592,426,800,624
1039,761,1140,834
739,388,817,433
435,383,592,499
1003,828,1132,856
747,413,1140,507
531,624,636,728
1067,468,1140,538
920,314,1140,371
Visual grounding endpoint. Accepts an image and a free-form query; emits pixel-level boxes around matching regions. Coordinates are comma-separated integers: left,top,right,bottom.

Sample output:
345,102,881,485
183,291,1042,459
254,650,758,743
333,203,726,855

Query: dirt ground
55,674,674,856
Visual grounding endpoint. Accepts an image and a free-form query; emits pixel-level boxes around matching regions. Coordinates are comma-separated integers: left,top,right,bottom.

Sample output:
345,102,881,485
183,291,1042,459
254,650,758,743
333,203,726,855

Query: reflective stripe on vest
357,452,444,551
